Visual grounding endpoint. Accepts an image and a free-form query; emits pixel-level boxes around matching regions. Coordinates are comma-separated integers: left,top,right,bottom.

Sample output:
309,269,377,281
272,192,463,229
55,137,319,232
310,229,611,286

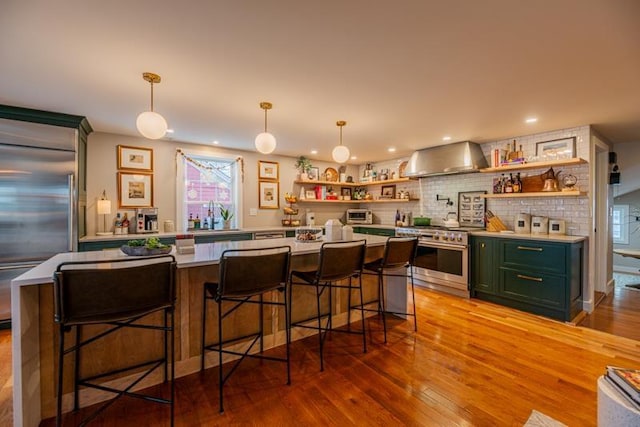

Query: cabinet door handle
481,243,485,248
517,274,543,282
517,246,543,252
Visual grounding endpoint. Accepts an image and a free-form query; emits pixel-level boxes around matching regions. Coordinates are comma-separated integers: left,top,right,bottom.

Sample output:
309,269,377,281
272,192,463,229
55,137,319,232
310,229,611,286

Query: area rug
613,272,640,291
523,410,567,427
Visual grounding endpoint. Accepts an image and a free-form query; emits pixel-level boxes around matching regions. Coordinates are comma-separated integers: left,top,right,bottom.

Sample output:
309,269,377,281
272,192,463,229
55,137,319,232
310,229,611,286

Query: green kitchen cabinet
354,227,395,237
79,233,253,251
470,235,583,322
195,233,252,244
470,236,496,295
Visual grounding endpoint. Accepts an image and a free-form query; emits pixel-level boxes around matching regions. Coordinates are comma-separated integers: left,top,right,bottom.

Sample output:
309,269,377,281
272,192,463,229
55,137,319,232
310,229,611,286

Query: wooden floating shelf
480,158,587,173
294,177,414,187
482,190,586,199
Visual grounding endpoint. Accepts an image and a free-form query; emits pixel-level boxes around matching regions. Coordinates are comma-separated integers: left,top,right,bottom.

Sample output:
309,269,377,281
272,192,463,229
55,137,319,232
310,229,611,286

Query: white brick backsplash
357,126,591,236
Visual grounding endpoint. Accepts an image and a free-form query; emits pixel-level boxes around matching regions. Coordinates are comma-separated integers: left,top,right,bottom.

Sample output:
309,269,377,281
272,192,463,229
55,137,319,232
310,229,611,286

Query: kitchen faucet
208,200,215,229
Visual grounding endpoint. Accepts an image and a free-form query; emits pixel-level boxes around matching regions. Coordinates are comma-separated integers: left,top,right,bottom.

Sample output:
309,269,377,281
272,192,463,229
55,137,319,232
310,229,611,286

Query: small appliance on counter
136,207,159,233
346,208,372,224
531,216,549,234
306,210,316,226
514,213,531,234
549,219,566,235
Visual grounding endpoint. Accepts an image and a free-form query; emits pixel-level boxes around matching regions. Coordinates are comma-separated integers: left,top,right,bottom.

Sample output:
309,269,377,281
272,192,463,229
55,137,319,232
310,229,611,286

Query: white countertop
470,230,587,243
613,248,640,259
12,234,389,287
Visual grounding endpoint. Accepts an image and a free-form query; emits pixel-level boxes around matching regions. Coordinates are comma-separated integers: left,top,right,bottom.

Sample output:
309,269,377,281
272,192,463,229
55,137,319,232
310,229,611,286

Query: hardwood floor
580,286,640,341
3,288,640,426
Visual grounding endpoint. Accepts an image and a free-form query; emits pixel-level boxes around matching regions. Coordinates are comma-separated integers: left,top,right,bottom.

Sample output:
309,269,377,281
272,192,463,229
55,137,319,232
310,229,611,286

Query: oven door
413,241,468,289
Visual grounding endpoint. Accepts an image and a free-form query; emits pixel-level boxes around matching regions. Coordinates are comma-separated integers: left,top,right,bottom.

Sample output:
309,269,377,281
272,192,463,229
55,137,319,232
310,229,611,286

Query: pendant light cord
150,81,155,112
264,107,268,132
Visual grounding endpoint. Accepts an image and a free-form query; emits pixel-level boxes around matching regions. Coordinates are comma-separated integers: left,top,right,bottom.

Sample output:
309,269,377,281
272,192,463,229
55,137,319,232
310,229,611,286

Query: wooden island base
12,237,409,426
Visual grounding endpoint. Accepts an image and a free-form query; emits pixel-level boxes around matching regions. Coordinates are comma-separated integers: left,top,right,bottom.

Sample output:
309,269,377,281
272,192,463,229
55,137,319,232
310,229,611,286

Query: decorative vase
299,172,308,181
223,219,231,230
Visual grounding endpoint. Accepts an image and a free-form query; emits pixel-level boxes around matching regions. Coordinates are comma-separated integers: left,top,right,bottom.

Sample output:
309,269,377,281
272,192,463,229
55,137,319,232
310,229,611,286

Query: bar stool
289,240,367,372
201,246,291,414
362,236,418,343
53,255,176,427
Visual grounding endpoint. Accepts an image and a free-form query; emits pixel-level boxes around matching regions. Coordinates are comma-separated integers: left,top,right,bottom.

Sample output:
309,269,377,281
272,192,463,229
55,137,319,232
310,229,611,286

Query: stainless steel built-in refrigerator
0,118,80,327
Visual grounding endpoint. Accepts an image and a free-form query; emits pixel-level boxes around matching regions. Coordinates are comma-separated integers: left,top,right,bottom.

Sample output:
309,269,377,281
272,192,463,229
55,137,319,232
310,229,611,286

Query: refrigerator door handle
0,264,39,271
68,174,74,252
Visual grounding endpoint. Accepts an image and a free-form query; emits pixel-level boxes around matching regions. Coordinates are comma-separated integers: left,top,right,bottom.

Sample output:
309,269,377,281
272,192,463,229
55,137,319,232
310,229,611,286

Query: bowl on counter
120,245,172,256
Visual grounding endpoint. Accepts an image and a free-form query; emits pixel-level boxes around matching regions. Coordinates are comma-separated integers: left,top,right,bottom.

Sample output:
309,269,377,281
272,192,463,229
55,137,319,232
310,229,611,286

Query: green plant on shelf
294,156,312,174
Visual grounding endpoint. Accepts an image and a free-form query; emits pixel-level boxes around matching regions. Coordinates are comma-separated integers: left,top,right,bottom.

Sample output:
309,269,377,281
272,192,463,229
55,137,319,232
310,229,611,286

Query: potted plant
294,156,313,180
219,204,234,229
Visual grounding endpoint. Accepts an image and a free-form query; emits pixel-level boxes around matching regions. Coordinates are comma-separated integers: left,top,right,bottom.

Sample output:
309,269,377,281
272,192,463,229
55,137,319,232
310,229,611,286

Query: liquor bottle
516,173,523,193
504,173,513,193
512,173,521,193
194,215,201,229
121,213,130,234
500,174,506,193
188,213,195,229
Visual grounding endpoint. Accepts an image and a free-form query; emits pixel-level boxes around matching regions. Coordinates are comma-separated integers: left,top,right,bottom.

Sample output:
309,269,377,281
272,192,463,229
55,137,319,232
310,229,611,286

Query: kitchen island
11,234,406,427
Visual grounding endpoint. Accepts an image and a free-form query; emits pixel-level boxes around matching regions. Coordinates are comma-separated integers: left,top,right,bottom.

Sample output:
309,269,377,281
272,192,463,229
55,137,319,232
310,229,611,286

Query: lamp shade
97,199,111,215
332,145,350,163
136,111,168,140
255,132,277,154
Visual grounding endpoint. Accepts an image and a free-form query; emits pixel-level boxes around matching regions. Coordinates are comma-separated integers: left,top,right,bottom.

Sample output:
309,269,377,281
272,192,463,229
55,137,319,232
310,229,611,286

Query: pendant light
255,101,276,154
136,72,168,140
332,120,350,163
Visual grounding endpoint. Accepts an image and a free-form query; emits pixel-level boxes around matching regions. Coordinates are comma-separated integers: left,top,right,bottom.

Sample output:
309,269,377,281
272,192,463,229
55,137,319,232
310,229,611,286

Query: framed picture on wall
535,137,576,159
118,172,153,208
117,145,153,171
258,160,279,180
259,181,279,209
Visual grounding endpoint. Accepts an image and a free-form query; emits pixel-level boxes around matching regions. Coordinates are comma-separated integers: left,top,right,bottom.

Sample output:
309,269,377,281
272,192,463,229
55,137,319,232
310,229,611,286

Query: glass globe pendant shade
136,111,168,140
332,145,350,163
255,132,276,154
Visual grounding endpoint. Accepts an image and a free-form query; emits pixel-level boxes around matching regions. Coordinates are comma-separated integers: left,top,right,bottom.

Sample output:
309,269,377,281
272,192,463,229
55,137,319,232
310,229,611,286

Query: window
612,204,629,244
176,149,242,231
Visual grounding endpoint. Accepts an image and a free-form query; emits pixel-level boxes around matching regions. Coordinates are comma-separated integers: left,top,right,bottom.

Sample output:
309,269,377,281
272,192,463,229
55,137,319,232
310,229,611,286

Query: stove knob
442,233,448,241
433,232,439,240
457,233,463,242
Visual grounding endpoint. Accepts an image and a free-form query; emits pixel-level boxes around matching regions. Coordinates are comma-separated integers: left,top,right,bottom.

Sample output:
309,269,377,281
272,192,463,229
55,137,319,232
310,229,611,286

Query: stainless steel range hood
404,141,488,177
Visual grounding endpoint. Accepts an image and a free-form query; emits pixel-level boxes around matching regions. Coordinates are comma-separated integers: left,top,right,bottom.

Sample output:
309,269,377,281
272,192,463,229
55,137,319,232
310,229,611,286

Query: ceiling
2,0,639,163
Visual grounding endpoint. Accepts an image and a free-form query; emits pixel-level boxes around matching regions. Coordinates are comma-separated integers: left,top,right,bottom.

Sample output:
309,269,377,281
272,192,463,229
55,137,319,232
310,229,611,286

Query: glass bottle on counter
188,213,195,229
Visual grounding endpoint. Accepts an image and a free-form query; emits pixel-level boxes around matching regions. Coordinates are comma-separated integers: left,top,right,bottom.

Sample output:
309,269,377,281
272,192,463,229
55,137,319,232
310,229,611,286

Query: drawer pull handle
517,274,543,282
517,246,543,252
481,243,485,248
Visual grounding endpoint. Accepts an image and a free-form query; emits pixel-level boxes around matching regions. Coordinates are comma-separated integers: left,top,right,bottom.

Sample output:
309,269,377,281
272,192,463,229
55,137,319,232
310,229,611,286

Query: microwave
346,209,373,224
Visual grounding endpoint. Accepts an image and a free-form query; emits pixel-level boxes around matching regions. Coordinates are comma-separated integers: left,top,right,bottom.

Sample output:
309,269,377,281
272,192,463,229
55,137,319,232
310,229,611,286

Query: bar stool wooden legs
53,255,176,427
362,237,418,343
289,240,367,371
200,246,291,413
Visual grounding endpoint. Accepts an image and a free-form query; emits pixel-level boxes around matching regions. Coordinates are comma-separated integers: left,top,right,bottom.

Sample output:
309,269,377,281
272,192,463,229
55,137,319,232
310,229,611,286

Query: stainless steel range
396,226,473,297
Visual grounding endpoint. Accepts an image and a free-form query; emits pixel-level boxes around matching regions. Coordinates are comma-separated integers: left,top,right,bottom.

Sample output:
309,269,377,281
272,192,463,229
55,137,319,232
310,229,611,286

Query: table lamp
96,190,113,236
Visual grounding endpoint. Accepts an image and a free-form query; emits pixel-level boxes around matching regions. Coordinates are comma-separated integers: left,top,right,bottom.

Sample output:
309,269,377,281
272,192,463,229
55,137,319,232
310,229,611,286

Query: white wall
612,142,640,198
86,132,358,235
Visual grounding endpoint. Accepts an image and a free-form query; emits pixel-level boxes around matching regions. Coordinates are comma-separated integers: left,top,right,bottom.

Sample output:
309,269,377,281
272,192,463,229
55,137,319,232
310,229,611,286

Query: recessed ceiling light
212,140,219,145
350,156,357,160
443,136,451,141
525,117,538,123
311,150,318,155
388,147,396,153
166,129,174,134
